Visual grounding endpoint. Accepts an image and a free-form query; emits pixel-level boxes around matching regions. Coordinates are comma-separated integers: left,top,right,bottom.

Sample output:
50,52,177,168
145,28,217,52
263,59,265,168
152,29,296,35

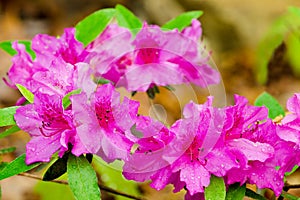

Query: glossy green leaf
162,11,203,31
0,126,20,139
0,106,19,127
16,84,34,103
67,154,100,200
225,183,246,200
0,40,35,59
0,147,16,155
115,4,142,35
43,153,68,181
254,92,285,119
93,156,140,200
62,89,81,109
0,154,41,180
35,174,74,200
75,8,115,46
205,176,226,200
245,188,267,200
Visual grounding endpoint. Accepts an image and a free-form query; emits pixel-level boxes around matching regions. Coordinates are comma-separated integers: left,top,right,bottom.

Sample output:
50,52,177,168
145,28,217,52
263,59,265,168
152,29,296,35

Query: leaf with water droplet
67,154,100,200
0,154,41,180
225,183,246,200
205,175,226,200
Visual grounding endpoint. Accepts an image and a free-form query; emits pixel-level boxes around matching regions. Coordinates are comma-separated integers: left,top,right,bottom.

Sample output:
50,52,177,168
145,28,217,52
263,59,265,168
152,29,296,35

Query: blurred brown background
1,0,300,199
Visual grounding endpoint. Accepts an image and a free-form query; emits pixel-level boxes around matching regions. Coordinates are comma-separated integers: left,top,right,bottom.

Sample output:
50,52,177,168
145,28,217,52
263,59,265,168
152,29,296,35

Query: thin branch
283,183,300,190
18,172,145,200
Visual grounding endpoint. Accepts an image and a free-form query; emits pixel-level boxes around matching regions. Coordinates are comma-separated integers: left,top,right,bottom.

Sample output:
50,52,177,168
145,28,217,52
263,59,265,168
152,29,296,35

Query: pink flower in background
14,93,87,164
72,83,139,162
86,21,220,92
5,28,89,96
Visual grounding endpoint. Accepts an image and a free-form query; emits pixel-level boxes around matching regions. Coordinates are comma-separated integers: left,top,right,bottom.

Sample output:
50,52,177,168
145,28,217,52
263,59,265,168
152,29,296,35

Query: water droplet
221,164,225,168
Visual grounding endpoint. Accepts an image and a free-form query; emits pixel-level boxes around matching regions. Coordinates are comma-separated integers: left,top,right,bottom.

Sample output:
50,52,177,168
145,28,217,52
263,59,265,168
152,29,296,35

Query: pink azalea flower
123,97,232,197
72,83,139,162
223,95,289,196
5,28,89,96
88,21,220,92
14,93,87,164
276,93,300,178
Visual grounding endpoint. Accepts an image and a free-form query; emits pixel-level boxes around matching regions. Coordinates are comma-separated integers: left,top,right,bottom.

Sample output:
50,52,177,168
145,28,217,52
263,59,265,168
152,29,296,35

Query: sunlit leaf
35,174,74,200
205,175,226,200
254,92,285,119
225,183,246,200
115,4,142,35
67,154,100,200
162,11,203,31
0,106,19,127
16,84,34,103
93,156,140,200
0,41,35,59
62,89,81,109
0,154,41,180
75,8,115,46
0,126,20,139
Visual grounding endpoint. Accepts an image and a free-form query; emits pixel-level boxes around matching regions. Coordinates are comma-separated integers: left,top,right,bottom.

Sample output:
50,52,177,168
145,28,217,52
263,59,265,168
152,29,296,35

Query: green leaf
205,175,226,200
225,183,246,200
285,165,299,176
254,92,285,119
0,154,41,180
43,153,68,181
0,41,17,55
75,8,115,46
0,41,35,59
0,106,19,127
245,188,267,200
93,156,140,200
162,11,203,31
115,4,142,35
0,162,8,171
0,126,20,139
16,84,34,103
62,89,81,109
280,191,300,200
35,174,74,200
286,32,300,77
67,154,100,200
0,147,16,155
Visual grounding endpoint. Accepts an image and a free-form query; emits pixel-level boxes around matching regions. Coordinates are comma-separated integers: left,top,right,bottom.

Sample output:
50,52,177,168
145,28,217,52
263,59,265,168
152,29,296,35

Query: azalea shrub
1,4,300,200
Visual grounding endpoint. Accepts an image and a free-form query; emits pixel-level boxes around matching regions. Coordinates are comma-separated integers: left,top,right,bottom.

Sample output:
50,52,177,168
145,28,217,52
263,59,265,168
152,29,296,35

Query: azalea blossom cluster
4,18,300,199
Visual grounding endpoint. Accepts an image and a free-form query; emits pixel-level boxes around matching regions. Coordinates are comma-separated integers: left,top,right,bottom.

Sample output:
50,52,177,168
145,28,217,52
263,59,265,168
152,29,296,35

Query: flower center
135,48,160,64
95,98,114,129
39,102,70,137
